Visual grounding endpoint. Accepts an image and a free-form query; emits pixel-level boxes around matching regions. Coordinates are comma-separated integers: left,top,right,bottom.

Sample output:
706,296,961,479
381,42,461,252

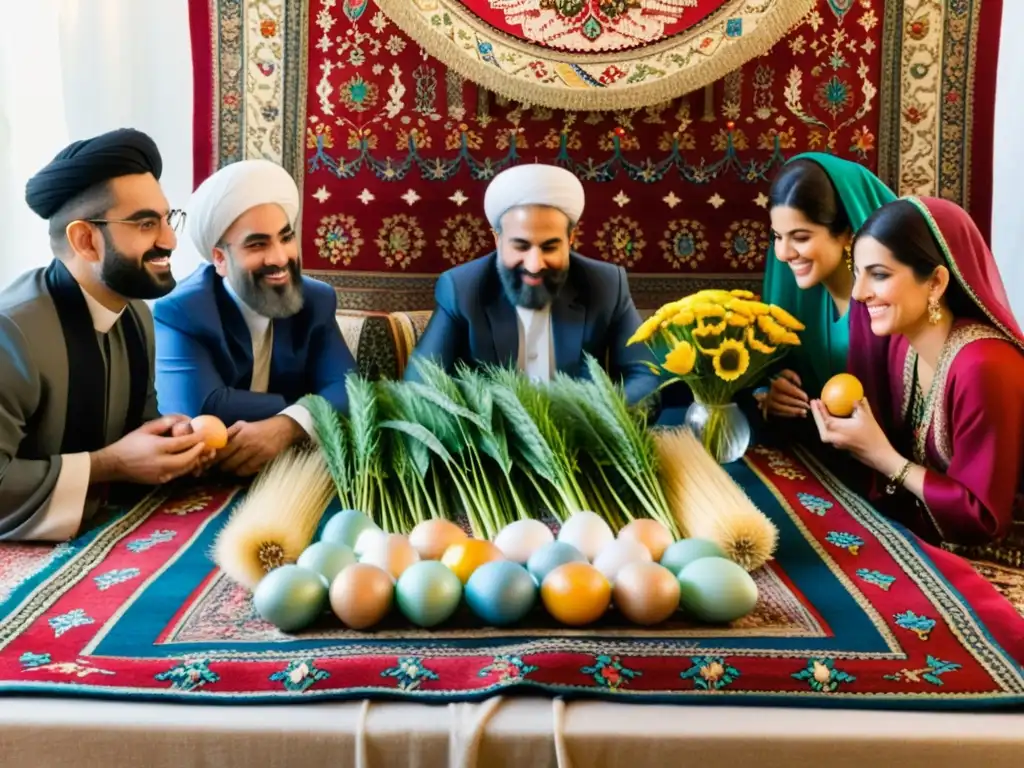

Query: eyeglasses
85,209,187,234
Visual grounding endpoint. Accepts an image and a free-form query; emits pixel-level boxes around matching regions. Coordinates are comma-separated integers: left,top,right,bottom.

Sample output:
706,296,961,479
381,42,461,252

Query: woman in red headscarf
809,197,1023,568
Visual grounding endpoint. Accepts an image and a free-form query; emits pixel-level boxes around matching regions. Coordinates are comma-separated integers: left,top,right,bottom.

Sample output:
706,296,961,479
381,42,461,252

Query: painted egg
329,563,394,629
821,373,865,418
440,539,504,584
359,533,420,580
660,538,726,575
526,540,588,585
612,562,680,626
592,538,653,583
540,562,610,626
409,519,468,560
321,509,378,549
253,565,327,633
556,511,615,561
677,557,759,623
493,519,555,564
297,541,356,584
618,519,674,561
395,560,463,628
465,560,537,627
190,414,228,449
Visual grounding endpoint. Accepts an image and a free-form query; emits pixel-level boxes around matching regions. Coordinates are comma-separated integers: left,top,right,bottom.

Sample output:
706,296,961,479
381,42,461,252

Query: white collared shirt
515,305,554,382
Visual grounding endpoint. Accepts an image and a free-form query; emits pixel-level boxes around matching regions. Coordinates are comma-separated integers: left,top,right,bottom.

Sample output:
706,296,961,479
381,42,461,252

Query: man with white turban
406,163,659,407
153,159,356,476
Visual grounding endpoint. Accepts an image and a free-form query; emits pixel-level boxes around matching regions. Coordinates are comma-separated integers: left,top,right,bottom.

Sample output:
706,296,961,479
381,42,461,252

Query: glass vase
684,400,751,464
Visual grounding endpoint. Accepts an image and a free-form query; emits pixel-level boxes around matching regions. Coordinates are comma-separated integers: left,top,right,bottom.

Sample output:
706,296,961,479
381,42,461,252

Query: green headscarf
762,152,897,396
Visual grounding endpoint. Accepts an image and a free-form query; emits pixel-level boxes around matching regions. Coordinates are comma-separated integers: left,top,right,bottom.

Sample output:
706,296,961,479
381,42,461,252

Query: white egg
556,511,615,561
354,527,388,558
592,538,652,583
493,519,555,564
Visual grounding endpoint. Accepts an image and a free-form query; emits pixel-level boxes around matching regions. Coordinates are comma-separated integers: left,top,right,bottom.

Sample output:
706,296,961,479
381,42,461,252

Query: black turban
24,128,163,220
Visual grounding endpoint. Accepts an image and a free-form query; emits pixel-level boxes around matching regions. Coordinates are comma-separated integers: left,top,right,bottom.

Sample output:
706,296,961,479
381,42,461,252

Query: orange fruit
440,539,503,584
540,562,611,626
190,414,229,449
820,373,864,418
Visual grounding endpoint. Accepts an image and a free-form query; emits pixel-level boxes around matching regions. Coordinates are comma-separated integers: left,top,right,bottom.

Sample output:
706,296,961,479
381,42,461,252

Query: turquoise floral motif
894,610,937,641
19,652,51,669
826,0,856,20
269,660,330,692
478,655,539,684
93,567,141,591
856,569,896,591
381,657,440,692
580,655,641,692
126,529,176,553
679,656,740,691
51,542,75,559
797,492,833,516
825,531,864,555
792,658,856,693
155,659,219,692
725,18,742,37
883,656,962,686
48,608,94,638
342,0,369,22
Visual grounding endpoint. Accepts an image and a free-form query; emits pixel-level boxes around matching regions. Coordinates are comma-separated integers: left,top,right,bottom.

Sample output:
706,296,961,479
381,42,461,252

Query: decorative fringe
655,427,778,572
213,448,335,589
373,0,816,112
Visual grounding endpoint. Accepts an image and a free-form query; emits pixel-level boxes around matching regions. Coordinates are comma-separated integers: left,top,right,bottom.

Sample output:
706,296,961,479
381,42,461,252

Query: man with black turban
0,128,213,541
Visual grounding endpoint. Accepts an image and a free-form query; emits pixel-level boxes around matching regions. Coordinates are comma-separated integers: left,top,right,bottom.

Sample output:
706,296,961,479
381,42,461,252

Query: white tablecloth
0,696,1021,768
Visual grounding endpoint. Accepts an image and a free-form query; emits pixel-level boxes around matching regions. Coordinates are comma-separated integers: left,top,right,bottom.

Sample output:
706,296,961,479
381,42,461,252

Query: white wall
992,1,1024,321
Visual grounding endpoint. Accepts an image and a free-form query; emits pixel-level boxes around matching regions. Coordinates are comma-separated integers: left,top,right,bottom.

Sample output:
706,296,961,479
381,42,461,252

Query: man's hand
89,416,214,486
214,415,307,477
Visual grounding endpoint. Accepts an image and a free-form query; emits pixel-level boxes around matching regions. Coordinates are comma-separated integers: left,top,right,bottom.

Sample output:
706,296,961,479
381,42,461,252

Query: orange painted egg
821,373,864,418
190,414,228,449
329,563,394,629
618,519,674,562
540,562,611,626
612,562,680,626
440,539,504,584
409,519,468,560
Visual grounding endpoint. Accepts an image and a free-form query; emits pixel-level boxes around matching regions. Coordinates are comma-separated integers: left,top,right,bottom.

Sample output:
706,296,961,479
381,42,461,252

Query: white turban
186,159,300,260
483,163,585,230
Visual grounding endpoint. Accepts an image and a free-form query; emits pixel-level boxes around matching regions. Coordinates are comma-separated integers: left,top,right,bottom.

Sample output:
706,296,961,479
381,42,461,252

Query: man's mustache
142,247,172,262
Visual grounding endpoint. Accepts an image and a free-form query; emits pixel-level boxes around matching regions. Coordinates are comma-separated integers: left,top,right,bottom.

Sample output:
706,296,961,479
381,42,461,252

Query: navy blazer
153,264,355,424
406,252,659,407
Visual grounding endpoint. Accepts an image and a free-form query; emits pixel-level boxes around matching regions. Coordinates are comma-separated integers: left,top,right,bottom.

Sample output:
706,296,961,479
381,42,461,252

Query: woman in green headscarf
757,153,896,419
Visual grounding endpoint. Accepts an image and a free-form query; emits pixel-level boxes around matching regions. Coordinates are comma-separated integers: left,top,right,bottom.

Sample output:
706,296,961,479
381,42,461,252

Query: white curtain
0,0,201,291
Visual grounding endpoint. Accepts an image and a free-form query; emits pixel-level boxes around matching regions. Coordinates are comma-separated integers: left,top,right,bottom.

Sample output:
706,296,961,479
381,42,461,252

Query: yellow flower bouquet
628,289,805,462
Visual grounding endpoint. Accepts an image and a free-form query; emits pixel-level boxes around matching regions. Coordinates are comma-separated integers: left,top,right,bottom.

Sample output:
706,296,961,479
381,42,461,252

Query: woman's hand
810,398,902,474
756,369,810,419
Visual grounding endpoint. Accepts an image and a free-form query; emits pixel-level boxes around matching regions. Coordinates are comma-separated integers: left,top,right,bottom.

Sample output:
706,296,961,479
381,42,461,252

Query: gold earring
843,245,853,272
928,296,943,324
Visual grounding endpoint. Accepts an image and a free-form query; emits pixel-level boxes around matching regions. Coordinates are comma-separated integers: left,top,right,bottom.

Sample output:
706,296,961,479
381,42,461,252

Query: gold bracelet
885,460,913,495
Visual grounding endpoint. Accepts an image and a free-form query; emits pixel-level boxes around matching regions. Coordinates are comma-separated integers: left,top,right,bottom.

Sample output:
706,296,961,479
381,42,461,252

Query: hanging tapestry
189,0,1000,311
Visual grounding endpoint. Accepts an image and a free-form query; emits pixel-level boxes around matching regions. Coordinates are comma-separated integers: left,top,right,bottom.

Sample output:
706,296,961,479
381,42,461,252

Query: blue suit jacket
153,264,355,424
406,252,659,407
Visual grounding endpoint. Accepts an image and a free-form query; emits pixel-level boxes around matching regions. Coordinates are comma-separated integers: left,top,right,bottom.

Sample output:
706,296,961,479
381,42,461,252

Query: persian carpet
0,445,1021,708
189,0,1001,311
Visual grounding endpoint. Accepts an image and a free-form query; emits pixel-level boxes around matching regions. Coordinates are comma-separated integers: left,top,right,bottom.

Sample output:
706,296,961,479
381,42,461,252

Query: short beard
225,252,304,319
496,259,569,310
99,231,176,300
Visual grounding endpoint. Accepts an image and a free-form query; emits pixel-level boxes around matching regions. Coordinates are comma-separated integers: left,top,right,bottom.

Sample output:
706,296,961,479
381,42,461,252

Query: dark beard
226,256,304,319
496,260,569,310
100,233,176,300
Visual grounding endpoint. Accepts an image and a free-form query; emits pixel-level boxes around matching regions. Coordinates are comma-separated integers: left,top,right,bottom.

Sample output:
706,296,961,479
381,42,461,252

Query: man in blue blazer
154,159,355,475
406,164,658,408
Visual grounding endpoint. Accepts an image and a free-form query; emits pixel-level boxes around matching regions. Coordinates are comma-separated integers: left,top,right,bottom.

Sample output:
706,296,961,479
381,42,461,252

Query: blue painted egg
526,540,588,585
321,509,377,549
297,541,356,584
253,565,327,632
660,538,726,575
465,560,537,627
677,557,759,623
395,560,463,628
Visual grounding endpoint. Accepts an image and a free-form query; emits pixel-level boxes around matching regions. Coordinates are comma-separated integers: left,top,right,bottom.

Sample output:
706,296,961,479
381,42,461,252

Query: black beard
100,235,176,300
226,256,304,319
496,260,569,309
